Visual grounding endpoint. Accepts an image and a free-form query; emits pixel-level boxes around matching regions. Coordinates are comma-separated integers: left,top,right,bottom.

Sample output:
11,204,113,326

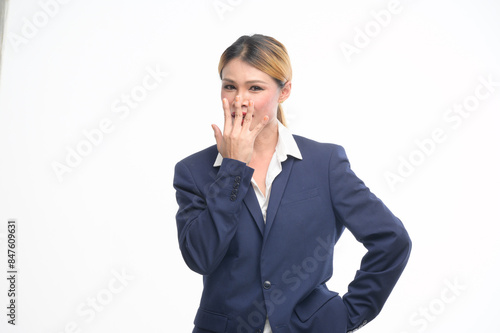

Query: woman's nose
233,93,249,107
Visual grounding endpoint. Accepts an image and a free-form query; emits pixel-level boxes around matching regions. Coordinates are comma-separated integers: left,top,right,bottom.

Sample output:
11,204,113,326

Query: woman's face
220,58,290,129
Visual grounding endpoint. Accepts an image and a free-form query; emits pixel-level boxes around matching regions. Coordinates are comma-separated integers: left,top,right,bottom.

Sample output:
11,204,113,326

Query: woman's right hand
211,95,269,165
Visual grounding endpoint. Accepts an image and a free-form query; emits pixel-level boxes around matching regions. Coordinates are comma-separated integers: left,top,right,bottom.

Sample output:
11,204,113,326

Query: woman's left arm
328,145,412,331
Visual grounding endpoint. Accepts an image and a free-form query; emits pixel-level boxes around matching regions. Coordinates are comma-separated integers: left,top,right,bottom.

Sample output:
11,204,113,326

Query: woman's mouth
231,112,248,125
231,112,247,117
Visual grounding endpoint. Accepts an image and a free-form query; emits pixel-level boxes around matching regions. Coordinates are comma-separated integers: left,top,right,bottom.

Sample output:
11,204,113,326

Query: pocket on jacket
281,188,319,206
294,287,339,322
194,308,228,332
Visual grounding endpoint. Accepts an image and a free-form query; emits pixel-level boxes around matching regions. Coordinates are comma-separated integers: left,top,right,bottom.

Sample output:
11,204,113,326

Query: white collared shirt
213,120,302,332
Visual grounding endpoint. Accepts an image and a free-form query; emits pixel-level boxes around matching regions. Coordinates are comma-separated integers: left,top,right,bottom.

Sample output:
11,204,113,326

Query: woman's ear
279,81,292,103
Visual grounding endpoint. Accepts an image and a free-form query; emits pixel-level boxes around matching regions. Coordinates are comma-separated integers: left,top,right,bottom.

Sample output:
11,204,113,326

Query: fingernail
249,100,254,106
264,116,269,121
236,95,240,102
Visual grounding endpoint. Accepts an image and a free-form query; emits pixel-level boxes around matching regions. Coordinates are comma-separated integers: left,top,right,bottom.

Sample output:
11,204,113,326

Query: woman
174,34,411,333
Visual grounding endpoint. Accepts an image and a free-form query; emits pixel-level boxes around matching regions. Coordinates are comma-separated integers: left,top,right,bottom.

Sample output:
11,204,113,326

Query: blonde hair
218,34,292,126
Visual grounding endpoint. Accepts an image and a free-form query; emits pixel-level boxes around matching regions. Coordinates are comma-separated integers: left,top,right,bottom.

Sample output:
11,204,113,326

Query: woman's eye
223,85,235,90
250,86,263,91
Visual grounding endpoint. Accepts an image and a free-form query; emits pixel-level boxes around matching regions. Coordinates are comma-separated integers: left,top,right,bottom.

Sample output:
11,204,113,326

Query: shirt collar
213,120,302,167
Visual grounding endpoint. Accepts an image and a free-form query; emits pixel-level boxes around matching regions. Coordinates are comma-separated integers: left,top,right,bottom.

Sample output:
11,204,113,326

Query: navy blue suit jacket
174,135,411,333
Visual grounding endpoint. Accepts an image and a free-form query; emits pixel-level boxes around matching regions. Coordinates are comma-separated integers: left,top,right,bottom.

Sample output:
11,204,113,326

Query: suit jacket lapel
244,187,265,236
264,157,295,240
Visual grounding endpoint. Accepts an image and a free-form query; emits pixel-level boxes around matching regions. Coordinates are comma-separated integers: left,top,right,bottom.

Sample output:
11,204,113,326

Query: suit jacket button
263,281,271,289
235,176,241,182
230,194,237,201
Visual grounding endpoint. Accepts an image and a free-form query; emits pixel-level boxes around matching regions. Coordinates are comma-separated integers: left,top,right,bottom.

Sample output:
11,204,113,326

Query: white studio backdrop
0,0,499,332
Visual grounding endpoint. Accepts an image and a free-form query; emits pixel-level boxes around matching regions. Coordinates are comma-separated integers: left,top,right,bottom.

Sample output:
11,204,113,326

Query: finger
212,124,223,151
241,100,254,129
222,98,232,133
250,115,269,137
233,95,243,128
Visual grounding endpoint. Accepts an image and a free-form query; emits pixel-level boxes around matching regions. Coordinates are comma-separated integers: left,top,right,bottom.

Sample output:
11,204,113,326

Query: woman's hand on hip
212,95,269,165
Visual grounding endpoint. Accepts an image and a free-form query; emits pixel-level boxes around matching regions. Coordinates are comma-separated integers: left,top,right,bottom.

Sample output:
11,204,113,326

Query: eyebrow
222,78,268,85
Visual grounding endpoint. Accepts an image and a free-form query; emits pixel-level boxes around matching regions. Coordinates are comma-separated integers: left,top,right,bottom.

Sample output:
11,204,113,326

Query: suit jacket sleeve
329,145,412,330
174,157,254,275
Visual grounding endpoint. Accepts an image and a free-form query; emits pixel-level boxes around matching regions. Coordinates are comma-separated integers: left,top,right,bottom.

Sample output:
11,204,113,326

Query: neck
253,119,279,155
